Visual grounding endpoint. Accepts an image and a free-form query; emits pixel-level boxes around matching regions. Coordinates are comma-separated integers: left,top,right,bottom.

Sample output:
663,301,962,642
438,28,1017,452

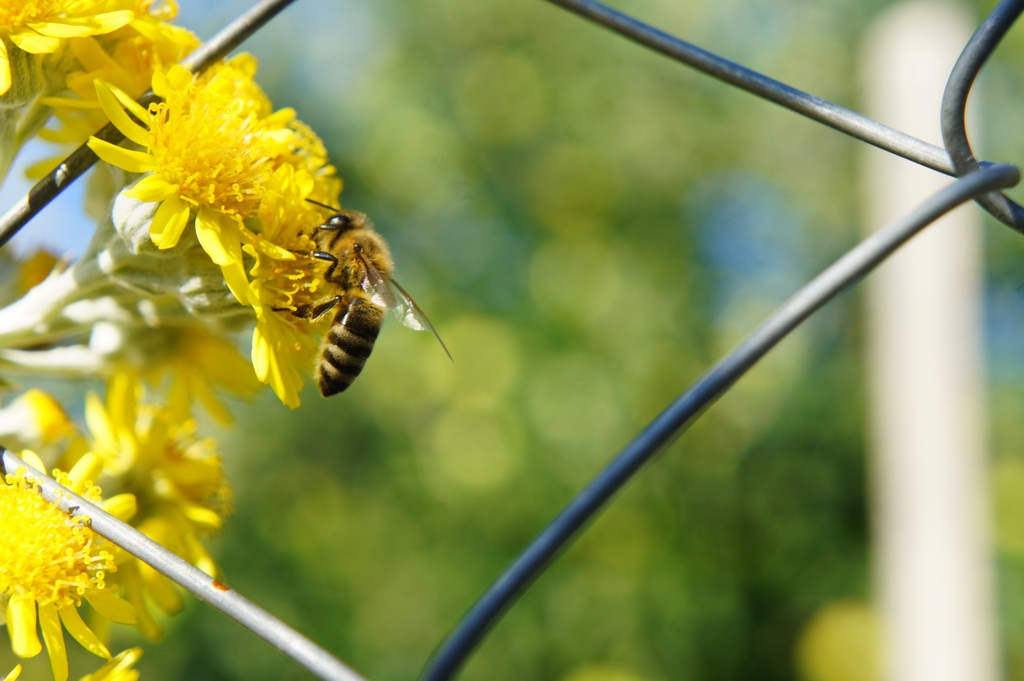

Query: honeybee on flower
86,54,386,408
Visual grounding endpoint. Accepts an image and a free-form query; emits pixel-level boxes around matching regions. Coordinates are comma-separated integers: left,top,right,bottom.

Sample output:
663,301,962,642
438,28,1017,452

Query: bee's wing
387,277,453,361
360,263,453,361
359,259,395,308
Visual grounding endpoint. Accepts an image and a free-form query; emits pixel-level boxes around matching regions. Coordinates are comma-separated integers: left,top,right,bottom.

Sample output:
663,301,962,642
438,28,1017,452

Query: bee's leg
306,296,342,320
312,250,339,281
279,295,341,320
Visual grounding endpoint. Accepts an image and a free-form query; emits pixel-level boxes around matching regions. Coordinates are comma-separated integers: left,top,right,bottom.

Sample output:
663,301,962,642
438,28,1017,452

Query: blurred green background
12,0,1024,679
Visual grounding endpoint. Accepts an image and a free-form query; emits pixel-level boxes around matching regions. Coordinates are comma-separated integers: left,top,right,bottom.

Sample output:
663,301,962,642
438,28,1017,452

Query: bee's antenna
306,198,340,213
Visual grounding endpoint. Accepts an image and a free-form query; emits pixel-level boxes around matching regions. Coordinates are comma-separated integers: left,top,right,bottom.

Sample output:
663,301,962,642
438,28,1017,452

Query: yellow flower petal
86,648,141,681
18,449,46,474
167,64,194,89
85,393,116,454
83,592,136,625
141,571,182,616
57,607,110,660
37,96,98,110
65,35,116,74
24,156,60,178
38,602,68,681
220,261,254,306
108,85,152,127
4,664,22,681
122,576,161,640
252,319,302,408
94,81,150,147
7,595,41,658
195,208,242,267
12,390,73,444
149,70,169,98
80,648,141,681
125,174,178,202
251,237,295,261
192,328,262,395
67,452,103,492
106,374,138,436
149,194,190,250
29,11,134,38
0,40,10,97
100,493,137,522
152,64,192,99
184,506,223,530
87,138,155,174
27,23,95,39
9,31,61,54
83,393,132,473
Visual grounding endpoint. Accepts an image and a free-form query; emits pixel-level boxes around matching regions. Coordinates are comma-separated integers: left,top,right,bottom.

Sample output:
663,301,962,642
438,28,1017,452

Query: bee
293,202,451,396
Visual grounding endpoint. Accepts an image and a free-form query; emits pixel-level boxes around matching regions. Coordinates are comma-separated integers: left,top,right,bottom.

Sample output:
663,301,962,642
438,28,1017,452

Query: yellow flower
275,117,343,203
0,0,134,96
1,451,137,681
113,326,261,424
249,307,322,409
230,165,336,408
88,55,296,269
150,326,261,423
0,389,76,450
87,50,345,407
16,250,62,295
4,666,21,681
83,374,231,635
115,516,217,639
86,374,230,525
30,0,198,171
0,390,92,479
79,647,141,681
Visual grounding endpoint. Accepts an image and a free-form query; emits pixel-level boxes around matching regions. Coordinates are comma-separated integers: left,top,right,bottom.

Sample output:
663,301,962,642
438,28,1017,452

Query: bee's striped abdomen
317,299,385,396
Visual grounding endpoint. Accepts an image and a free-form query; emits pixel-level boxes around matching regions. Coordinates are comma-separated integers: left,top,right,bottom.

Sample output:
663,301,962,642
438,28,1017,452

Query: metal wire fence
1,0,1021,679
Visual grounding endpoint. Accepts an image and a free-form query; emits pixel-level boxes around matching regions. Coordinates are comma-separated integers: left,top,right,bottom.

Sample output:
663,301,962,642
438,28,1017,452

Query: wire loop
419,162,1020,681
941,0,1024,234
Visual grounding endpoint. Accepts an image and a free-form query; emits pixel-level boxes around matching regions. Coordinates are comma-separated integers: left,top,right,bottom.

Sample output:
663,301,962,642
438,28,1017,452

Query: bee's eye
327,214,353,229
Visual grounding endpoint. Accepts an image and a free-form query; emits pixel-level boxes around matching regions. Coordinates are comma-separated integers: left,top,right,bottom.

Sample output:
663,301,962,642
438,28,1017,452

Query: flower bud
100,191,250,323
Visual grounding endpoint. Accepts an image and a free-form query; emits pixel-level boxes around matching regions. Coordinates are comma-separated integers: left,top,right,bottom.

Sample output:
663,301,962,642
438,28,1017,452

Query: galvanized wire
0,0,299,250
0,450,370,681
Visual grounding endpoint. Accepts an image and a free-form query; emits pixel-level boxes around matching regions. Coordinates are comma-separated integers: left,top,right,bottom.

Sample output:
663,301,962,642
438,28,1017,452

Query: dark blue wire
940,0,1024,234
419,162,1020,681
546,0,954,175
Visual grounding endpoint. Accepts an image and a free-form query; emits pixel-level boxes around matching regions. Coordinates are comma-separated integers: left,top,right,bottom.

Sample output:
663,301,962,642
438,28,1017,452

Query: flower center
0,0,56,30
0,475,114,608
247,230,332,319
147,89,275,219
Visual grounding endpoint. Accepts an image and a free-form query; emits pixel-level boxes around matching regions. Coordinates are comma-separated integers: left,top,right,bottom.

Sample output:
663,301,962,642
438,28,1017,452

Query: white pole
860,4,998,681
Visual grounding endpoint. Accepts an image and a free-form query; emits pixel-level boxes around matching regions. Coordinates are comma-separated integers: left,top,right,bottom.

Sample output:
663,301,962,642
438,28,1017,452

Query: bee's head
314,208,371,249
320,209,368,233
